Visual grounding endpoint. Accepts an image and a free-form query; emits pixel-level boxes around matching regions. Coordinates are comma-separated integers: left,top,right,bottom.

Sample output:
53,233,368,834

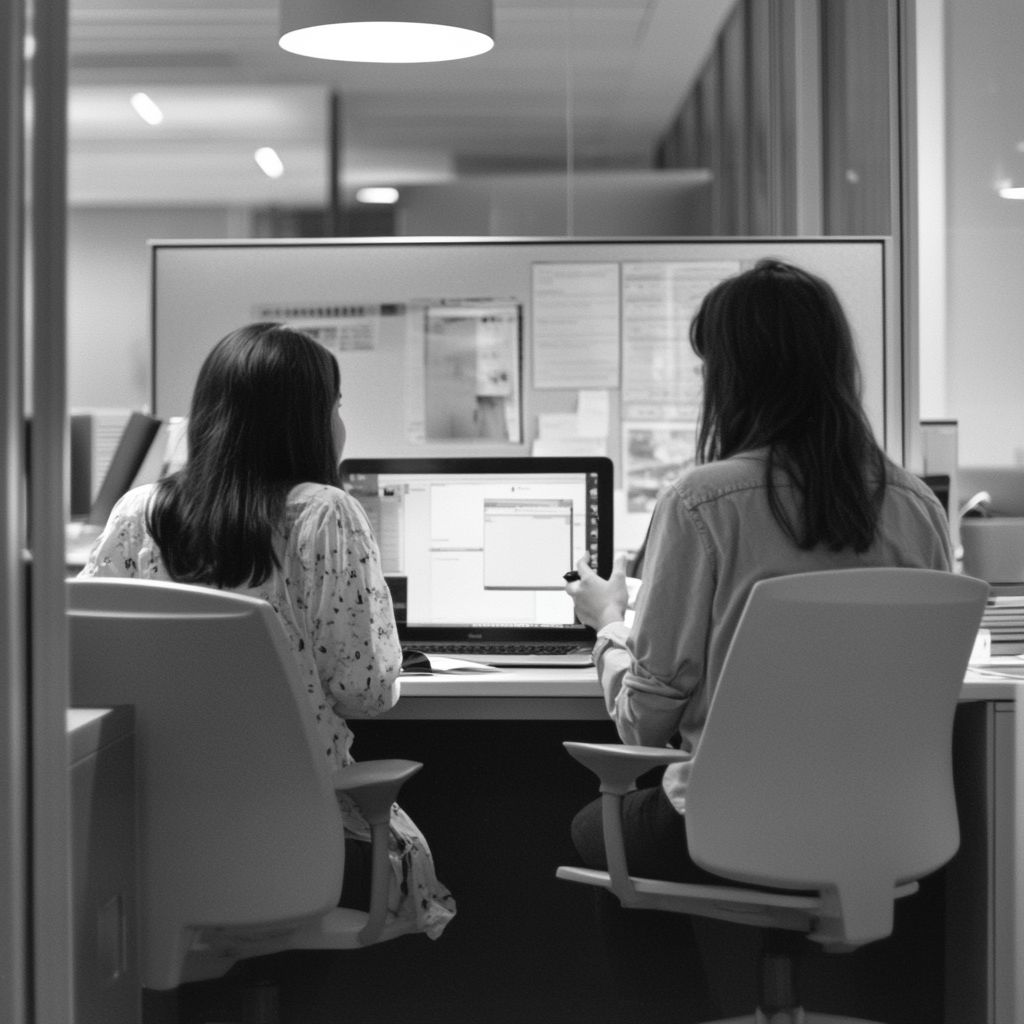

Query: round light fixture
255,148,285,179
356,187,400,204
130,92,163,126
280,0,493,63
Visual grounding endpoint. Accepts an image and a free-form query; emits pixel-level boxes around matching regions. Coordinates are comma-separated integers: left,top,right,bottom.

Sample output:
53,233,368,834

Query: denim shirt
594,449,953,813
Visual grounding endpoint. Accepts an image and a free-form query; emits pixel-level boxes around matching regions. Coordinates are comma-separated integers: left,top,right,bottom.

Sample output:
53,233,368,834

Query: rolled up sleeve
598,489,715,748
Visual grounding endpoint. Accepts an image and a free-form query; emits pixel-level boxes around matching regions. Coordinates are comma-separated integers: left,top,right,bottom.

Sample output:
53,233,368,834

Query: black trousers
338,836,373,912
570,785,723,1020
572,783,731,887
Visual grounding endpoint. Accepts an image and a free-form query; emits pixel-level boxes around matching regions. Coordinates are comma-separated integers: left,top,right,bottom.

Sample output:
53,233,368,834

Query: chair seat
186,907,415,967
556,865,919,934
282,907,416,949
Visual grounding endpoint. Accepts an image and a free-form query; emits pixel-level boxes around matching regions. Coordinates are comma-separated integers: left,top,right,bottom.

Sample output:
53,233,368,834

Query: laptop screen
340,457,613,643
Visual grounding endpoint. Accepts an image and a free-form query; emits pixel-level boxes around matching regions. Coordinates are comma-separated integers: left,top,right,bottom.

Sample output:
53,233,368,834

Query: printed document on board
532,263,620,389
405,301,522,444
621,261,739,420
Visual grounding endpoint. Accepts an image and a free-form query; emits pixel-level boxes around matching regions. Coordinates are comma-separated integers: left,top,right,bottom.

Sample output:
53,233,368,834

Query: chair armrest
333,759,422,947
563,742,689,908
334,759,422,825
564,742,689,796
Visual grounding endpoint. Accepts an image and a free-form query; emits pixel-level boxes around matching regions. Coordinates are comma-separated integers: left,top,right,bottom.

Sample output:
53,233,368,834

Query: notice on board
621,262,739,420
253,302,390,353
532,263,620,389
404,301,523,444
532,389,610,457
621,421,699,550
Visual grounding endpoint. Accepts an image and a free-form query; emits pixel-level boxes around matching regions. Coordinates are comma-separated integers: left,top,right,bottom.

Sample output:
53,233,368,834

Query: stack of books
982,595,1024,654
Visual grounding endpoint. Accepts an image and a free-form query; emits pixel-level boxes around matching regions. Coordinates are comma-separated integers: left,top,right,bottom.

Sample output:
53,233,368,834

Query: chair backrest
67,578,345,990
684,568,988,945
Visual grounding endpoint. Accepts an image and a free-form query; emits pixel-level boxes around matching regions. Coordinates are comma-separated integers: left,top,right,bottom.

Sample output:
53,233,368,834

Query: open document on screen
344,467,599,629
483,499,572,590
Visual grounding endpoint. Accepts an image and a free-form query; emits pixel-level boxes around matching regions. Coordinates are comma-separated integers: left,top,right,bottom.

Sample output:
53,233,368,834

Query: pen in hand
563,570,580,583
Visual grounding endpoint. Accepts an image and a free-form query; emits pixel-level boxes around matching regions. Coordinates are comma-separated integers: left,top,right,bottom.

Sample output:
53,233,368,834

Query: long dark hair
690,258,886,553
148,322,342,588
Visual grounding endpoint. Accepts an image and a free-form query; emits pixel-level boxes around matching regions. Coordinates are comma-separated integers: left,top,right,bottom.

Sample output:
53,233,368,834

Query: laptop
340,457,613,666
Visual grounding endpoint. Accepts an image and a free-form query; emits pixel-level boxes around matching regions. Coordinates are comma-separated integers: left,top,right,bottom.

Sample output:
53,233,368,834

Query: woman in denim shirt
566,259,950,1018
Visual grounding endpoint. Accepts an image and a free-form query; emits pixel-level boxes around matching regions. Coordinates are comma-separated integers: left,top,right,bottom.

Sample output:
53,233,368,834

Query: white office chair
557,568,989,1024
67,577,422,1000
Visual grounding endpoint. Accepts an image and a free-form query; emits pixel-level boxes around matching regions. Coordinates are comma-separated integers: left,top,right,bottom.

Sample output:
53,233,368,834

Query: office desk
369,665,1024,1024
954,671,1023,1024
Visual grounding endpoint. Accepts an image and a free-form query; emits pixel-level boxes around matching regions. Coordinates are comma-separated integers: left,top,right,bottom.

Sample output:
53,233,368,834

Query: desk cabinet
69,706,139,1024
943,699,1018,1024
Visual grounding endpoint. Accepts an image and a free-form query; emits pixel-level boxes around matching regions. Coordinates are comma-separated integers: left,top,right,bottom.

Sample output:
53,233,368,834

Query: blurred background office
63,0,1024,472
19,1,1018,1021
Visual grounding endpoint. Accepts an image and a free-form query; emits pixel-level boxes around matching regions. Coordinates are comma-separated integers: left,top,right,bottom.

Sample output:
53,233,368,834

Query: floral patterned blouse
80,481,455,939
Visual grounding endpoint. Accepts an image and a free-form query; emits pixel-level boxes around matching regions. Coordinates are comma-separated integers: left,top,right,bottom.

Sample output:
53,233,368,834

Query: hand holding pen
562,554,629,631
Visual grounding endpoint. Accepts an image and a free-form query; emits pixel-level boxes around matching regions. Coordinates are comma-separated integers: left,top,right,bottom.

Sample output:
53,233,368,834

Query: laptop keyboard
403,642,589,656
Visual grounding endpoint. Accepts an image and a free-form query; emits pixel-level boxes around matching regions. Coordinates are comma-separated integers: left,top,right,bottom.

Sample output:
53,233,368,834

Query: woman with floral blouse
81,322,455,940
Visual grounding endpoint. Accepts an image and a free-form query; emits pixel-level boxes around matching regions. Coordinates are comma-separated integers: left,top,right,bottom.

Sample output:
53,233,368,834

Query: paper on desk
419,656,502,674
964,668,1023,682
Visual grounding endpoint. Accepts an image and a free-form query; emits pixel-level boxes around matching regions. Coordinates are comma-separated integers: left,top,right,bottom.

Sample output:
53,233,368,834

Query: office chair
557,568,989,1024
67,577,422,1002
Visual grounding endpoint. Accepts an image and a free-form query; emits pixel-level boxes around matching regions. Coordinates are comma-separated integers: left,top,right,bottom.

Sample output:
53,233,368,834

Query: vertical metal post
0,0,28,1016
894,0,917,472
791,0,823,235
329,91,345,236
914,0,946,421
564,25,575,237
30,0,72,1017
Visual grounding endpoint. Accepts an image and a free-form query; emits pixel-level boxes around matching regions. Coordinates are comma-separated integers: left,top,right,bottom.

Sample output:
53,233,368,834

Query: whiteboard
152,237,901,487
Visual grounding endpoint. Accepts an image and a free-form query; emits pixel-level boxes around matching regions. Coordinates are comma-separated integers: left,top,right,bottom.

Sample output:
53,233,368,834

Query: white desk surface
397,666,600,698
393,662,1024,702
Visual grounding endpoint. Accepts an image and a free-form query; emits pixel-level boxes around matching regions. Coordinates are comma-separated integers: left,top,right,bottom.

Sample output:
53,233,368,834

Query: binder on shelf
85,412,162,527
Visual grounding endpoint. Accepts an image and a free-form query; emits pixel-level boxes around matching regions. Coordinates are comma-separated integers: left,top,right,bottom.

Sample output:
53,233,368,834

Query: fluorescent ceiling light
255,147,285,179
130,92,163,126
999,186,1024,200
279,0,493,63
356,186,399,204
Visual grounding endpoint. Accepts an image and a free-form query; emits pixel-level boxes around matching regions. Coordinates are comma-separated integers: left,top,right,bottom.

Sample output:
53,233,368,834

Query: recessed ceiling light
356,187,400,204
255,147,285,179
130,92,163,126
999,186,1024,200
279,0,494,63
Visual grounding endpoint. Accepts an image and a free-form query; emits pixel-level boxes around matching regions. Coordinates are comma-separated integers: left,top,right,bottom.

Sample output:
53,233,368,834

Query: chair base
704,1012,881,1024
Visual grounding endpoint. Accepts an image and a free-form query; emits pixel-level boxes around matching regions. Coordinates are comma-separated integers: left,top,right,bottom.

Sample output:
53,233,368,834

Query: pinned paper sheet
576,390,610,438
532,437,608,457
536,391,610,443
532,263,620,388
536,413,580,439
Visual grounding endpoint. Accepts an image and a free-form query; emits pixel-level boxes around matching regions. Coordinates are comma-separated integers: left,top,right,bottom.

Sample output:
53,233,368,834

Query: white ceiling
66,0,734,206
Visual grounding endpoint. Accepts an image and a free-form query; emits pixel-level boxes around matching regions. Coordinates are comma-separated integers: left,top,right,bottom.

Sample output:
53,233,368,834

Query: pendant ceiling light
280,0,494,63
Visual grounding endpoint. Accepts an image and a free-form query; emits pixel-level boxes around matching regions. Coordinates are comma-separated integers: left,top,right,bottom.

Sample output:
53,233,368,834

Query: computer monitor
340,457,612,646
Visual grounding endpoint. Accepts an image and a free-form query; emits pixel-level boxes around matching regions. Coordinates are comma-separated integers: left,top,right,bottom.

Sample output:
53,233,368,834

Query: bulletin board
152,237,900,549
